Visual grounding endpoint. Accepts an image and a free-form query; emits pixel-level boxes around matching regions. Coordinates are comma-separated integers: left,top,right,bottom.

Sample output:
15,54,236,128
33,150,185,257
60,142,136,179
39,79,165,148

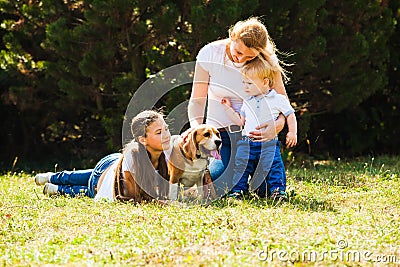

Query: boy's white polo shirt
240,89,295,136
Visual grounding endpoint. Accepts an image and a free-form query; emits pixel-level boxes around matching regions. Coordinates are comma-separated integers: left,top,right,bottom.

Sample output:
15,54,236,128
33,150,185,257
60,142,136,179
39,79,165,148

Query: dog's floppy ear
182,129,198,161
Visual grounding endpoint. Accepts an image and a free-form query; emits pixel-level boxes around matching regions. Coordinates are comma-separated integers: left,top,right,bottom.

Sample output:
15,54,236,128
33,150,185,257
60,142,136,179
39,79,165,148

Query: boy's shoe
227,191,243,200
270,188,287,201
35,172,54,185
43,183,59,196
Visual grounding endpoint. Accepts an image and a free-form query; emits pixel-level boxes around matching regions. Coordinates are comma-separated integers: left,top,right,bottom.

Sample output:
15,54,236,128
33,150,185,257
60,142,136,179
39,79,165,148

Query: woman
34,110,171,202
188,17,289,195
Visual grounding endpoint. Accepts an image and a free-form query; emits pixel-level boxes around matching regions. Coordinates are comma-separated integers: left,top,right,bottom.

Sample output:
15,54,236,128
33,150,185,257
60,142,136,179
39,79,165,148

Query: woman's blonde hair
229,17,289,81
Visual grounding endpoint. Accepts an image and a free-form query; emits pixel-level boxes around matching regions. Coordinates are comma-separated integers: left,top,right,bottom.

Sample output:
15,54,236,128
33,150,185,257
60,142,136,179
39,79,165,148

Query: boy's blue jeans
231,138,286,197
50,153,121,197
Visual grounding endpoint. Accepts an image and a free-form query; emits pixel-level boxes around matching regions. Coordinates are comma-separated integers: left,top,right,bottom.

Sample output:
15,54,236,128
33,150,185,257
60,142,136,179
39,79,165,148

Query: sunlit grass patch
1,156,399,266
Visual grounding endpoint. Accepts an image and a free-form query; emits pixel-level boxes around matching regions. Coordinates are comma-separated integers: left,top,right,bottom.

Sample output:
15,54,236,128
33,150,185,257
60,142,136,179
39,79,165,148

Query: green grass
1,156,399,266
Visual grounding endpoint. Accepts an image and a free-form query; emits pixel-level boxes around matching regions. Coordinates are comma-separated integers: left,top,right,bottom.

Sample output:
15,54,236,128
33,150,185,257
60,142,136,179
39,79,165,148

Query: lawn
1,156,399,266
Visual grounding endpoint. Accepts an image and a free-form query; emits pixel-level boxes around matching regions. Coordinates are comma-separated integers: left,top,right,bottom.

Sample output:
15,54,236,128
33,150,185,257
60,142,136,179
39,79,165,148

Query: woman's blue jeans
50,153,121,197
208,131,242,196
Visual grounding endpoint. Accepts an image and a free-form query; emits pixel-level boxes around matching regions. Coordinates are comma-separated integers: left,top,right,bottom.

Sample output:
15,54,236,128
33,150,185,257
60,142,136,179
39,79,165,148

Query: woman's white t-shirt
196,40,280,128
196,40,247,128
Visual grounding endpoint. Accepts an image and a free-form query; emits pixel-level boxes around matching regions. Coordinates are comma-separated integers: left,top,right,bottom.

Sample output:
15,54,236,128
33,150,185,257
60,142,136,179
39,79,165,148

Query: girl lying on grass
34,110,171,203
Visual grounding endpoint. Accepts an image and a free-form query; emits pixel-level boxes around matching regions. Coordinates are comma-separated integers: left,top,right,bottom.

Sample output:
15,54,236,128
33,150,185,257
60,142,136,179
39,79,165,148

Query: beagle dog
167,125,222,200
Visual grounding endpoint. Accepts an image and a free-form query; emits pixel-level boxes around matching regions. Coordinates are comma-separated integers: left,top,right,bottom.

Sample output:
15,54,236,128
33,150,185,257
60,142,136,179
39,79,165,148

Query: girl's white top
94,147,169,202
94,151,134,201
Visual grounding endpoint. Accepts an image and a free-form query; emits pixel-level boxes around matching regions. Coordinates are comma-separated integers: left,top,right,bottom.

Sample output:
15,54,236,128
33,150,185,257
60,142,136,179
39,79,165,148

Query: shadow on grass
207,193,337,213
35,189,337,213
285,195,337,212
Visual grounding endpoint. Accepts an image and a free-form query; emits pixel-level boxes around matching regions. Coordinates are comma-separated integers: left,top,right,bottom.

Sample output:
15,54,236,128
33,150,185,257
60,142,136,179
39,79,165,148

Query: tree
0,0,56,166
1,0,399,168
257,0,395,155
310,0,396,155
0,0,260,167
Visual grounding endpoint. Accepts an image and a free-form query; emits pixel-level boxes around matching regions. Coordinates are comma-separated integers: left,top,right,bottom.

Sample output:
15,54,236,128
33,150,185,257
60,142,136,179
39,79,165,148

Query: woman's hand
249,114,285,142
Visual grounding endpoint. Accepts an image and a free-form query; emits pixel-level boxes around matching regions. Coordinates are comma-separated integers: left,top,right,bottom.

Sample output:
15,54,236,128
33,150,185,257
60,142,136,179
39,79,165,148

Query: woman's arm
249,114,285,142
273,70,288,98
188,63,210,127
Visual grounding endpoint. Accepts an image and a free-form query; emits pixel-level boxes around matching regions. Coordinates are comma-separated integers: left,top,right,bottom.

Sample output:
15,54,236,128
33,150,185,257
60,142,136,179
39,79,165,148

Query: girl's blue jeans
49,153,121,198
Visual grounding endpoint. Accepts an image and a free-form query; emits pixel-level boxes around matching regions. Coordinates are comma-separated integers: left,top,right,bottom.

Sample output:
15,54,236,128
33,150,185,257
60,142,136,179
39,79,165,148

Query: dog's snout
215,139,222,147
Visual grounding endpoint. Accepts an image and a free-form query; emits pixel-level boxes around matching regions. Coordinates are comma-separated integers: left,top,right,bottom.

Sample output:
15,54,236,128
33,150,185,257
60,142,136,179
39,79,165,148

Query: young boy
221,57,297,200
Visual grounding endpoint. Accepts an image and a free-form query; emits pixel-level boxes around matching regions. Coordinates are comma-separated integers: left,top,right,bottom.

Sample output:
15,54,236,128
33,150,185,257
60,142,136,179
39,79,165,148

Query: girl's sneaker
34,172,54,185
43,183,59,196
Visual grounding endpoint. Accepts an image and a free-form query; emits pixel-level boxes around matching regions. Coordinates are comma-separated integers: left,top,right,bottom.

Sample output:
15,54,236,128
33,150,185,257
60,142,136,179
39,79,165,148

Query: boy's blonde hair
242,57,275,87
229,17,289,81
